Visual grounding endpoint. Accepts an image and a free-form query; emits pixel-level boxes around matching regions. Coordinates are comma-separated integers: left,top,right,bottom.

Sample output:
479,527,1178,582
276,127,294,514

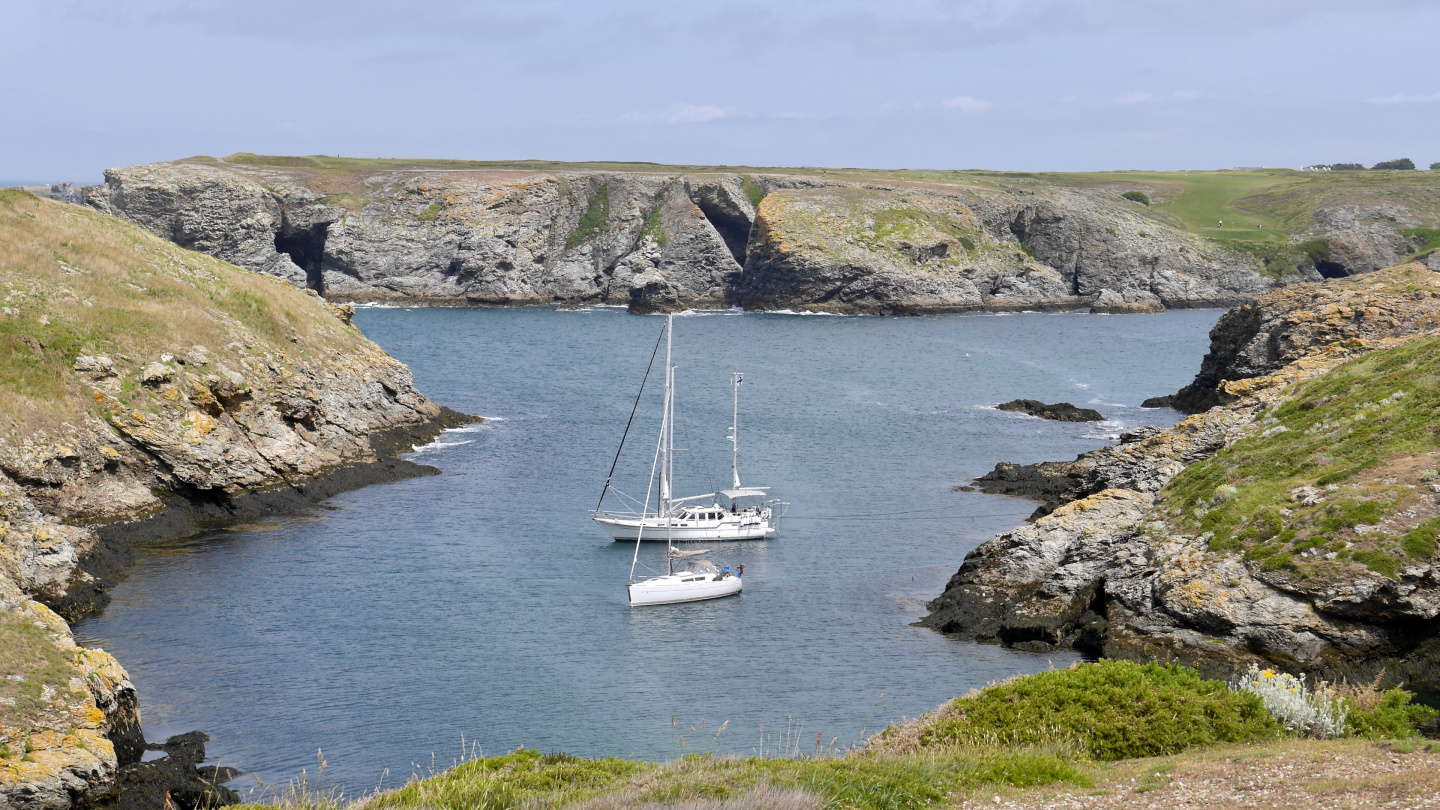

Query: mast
659,314,673,517
664,315,676,574
730,371,742,490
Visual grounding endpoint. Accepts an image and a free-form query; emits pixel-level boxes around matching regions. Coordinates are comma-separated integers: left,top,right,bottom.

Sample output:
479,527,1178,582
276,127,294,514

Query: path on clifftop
75,307,1219,794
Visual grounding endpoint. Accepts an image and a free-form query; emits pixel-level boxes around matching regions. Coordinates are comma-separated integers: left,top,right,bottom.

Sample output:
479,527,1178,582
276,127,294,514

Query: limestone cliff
924,265,1440,689
84,156,1326,314
0,189,467,807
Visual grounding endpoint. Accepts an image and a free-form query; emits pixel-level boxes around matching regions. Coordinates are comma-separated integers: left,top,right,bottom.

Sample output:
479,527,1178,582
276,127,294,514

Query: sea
74,305,1221,797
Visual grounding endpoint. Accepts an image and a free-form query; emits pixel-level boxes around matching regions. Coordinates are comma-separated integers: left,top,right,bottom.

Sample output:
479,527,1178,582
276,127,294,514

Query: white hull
595,512,775,542
629,573,742,606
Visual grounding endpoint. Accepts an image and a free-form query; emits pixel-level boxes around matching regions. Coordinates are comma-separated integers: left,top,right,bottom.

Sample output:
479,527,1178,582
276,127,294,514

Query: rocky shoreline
924,263,1440,688
0,191,478,809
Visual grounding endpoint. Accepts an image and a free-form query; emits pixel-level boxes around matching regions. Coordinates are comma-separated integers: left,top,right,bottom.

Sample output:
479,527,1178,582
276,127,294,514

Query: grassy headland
0,188,369,437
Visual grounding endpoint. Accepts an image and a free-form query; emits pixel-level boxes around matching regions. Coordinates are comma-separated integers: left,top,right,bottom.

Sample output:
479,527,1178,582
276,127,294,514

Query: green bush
1431,162,1440,170
1121,190,1150,206
1345,689,1439,738
1372,158,1416,171
919,661,1280,761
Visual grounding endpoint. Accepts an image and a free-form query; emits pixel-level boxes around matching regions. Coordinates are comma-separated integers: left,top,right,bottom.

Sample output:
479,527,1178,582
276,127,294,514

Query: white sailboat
614,315,743,606
592,319,784,543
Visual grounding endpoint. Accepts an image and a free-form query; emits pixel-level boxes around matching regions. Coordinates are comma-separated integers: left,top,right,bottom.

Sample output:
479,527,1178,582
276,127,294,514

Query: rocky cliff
83,156,1330,314
924,264,1440,689
0,189,467,807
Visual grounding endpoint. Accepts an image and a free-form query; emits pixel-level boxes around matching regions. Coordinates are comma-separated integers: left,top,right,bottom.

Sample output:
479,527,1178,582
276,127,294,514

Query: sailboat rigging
612,315,744,606
591,319,785,543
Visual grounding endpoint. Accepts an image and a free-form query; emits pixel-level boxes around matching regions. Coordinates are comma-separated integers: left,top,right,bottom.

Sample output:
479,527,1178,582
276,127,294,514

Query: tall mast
659,315,673,517
664,315,675,574
730,371,742,490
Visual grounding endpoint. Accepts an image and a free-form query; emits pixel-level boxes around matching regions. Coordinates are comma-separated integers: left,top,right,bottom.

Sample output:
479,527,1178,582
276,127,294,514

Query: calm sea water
75,306,1220,795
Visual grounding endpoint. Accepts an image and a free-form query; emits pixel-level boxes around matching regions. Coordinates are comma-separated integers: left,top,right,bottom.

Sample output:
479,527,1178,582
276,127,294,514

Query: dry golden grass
0,189,369,437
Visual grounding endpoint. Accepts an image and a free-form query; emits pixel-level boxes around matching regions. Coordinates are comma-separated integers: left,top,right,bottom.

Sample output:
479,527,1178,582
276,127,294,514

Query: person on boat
737,564,744,577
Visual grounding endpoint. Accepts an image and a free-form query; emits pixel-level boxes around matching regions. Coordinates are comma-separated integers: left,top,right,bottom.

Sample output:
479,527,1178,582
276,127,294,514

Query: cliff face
924,264,1440,688
84,157,1320,314
0,189,465,807
1164,268,1440,412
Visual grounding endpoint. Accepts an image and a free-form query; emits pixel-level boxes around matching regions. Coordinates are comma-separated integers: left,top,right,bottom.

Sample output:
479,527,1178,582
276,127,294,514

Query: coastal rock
1090,288,1165,314
88,158,1312,314
2,182,475,807
926,267,1440,685
995,399,1103,422
0,574,141,810
1165,264,1440,413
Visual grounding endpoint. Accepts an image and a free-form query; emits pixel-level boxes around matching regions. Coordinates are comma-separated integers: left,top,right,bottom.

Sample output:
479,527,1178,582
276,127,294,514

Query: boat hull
594,516,776,542
629,575,743,606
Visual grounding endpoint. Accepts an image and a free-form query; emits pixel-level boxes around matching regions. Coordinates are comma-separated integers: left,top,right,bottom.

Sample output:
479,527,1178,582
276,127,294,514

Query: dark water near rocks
75,306,1221,796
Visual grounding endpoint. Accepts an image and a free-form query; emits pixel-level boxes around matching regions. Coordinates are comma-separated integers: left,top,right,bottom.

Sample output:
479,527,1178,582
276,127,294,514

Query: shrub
1236,664,1347,738
1344,688,1438,738
917,660,1279,761
1121,190,1150,206
1372,158,1416,170
1329,163,1366,170
1431,162,1440,171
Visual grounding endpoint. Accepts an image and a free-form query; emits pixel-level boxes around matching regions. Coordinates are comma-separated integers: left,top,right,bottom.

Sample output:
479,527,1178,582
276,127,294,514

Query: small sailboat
613,315,743,606
592,318,784,543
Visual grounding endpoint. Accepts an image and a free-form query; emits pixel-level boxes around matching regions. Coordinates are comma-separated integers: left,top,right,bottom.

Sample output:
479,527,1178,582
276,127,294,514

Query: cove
75,306,1221,795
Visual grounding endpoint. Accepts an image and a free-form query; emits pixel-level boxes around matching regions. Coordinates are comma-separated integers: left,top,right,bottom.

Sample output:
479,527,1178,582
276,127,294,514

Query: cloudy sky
5,0,1439,181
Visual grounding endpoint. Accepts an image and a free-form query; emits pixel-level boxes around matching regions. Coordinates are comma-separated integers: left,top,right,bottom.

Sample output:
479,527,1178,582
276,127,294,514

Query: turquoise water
75,306,1220,795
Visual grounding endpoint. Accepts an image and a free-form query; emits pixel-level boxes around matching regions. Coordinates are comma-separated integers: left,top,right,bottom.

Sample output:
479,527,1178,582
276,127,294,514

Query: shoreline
55,406,479,623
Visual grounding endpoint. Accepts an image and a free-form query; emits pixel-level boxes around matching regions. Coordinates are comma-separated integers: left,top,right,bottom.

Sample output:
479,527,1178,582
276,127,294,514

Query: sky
5,0,1440,182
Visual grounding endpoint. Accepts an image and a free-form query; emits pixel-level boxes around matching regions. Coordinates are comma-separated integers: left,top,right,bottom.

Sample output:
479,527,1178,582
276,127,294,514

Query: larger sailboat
592,316,783,543
607,315,744,606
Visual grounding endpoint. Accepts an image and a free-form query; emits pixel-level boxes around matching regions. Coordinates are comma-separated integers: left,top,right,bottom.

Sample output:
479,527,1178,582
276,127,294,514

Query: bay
75,306,1221,796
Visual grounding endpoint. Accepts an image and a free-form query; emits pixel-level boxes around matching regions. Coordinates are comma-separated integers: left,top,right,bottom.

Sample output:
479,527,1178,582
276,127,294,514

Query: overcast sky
5,0,1440,182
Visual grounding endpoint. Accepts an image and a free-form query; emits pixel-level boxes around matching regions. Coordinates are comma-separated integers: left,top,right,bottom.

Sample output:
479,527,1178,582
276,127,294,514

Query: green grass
231,661,1438,810
415,202,443,222
641,206,666,248
566,183,610,248
0,611,86,728
1162,319,1440,580
911,661,1280,761
740,175,766,208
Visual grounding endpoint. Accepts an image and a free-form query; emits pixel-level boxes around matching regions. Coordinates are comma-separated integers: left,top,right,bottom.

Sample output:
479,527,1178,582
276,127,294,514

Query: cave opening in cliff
1313,259,1348,279
694,201,752,265
274,223,329,294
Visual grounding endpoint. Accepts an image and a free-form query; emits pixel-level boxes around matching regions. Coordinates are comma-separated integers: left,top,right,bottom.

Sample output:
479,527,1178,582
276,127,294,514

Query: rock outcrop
1162,266,1440,413
85,157,1323,314
925,264,1440,688
995,400,1104,422
0,189,472,806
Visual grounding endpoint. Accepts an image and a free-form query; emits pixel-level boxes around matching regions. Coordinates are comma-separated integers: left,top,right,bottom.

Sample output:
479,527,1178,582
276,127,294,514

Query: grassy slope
1163,328,1440,580
0,189,370,438
233,662,1435,810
